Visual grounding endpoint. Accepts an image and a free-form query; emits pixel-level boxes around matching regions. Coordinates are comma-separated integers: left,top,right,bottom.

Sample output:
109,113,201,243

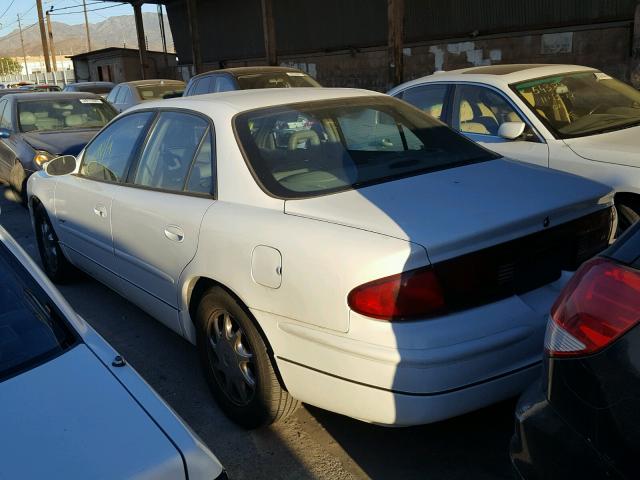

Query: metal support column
133,2,148,79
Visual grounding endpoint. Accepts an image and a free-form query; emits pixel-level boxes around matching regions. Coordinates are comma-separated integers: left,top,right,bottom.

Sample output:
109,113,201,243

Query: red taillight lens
545,258,640,357
347,267,446,321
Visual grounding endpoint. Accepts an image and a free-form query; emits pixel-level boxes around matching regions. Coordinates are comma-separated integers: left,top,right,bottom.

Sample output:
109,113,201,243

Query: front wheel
9,162,27,207
195,286,299,428
34,207,76,283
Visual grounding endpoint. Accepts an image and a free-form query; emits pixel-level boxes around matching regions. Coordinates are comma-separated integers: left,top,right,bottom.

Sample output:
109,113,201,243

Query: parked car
19,83,62,92
183,66,320,97
510,220,640,479
388,64,640,229
0,92,117,203
63,81,115,97
28,88,615,428
0,224,227,480
106,79,185,112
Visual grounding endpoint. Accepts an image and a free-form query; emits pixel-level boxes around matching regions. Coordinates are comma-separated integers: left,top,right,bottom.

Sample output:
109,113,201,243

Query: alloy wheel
206,309,256,406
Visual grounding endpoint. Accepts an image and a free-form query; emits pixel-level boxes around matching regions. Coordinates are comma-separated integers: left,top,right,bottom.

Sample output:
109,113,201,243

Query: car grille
433,207,615,312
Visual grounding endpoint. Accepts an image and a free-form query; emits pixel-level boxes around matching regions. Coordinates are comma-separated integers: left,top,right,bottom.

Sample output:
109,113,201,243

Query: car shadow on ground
306,398,517,480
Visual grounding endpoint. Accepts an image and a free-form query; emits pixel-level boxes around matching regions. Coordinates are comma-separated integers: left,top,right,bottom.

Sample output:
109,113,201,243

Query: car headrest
288,130,320,150
65,114,84,128
19,111,36,125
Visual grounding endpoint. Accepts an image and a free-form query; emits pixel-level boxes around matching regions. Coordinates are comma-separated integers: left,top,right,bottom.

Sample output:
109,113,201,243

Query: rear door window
132,111,209,192
399,84,449,120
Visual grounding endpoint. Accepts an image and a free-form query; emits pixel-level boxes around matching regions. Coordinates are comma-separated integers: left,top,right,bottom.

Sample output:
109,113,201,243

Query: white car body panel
0,226,225,480
388,64,640,197
27,87,615,426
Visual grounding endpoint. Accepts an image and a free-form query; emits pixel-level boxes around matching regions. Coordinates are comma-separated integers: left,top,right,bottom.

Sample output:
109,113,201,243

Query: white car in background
28,88,614,428
0,226,226,479
388,64,640,229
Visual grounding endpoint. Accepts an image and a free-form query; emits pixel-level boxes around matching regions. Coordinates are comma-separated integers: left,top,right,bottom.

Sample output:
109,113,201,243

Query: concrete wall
214,22,636,91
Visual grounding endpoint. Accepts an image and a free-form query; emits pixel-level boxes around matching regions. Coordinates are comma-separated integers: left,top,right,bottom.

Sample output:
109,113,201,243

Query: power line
0,0,16,24
49,1,108,13
49,2,127,16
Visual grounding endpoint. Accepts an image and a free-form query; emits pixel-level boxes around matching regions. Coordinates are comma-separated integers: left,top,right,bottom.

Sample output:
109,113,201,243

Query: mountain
0,13,174,57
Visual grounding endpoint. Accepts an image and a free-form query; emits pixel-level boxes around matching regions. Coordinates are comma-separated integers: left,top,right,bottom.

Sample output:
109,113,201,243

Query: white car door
54,111,154,279
450,84,550,167
110,110,215,317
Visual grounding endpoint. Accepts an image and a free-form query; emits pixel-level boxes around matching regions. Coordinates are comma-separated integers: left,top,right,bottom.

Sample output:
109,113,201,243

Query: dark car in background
63,81,115,98
20,84,62,92
106,79,185,112
511,220,640,479
0,92,116,203
183,66,320,97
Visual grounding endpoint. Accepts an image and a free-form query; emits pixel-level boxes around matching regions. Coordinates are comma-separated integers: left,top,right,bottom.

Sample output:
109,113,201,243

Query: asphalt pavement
0,184,517,480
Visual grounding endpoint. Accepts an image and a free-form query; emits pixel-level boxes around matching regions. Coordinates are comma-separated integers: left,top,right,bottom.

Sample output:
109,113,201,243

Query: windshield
0,242,76,381
512,71,640,138
136,83,185,100
18,98,116,132
234,96,496,198
236,72,320,89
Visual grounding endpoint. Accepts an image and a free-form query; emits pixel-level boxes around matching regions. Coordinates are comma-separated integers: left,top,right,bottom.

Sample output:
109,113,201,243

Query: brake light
545,258,640,357
348,266,446,320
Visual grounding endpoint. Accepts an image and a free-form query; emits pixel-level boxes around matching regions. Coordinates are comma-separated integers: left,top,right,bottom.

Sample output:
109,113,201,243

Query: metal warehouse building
135,0,640,90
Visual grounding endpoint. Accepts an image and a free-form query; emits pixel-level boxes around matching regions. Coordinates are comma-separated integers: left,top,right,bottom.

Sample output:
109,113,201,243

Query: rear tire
34,206,76,283
195,286,299,428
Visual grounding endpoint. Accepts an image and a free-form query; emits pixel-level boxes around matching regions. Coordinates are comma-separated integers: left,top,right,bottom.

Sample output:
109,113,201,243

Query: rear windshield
236,72,320,89
234,96,496,198
136,83,185,100
0,242,76,382
71,85,113,94
18,98,116,132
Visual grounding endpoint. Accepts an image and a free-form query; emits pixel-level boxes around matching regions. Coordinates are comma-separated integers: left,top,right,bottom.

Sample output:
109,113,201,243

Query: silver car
0,225,227,479
107,79,185,112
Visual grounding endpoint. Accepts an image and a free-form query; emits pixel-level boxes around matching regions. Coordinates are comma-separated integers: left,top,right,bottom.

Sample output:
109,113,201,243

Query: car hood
284,159,613,262
21,129,99,156
1,345,185,480
563,124,640,167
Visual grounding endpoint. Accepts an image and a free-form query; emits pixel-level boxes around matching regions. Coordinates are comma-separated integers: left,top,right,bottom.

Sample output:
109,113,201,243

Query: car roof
67,81,115,87
133,87,384,115
191,66,309,80
121,79,184,86
390,64,598,92
10,92,103,101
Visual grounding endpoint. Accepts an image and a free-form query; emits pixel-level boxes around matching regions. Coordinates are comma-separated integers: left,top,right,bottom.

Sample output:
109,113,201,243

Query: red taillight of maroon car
347,266,446,320
545,257,640,357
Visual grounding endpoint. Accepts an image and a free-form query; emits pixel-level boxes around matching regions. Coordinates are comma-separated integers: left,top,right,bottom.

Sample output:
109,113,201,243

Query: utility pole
83,0,92,52
36,0,52,72
46,9,57,72
17,14,29,76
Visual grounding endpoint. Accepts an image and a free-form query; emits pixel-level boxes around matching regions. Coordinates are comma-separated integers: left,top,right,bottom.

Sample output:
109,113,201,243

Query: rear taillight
347,266,446,321
545,257,640,357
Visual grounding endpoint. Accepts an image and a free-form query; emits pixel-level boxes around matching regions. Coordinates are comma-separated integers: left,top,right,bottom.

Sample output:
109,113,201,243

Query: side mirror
498,121,526,140
0,128,11,139
44,155,77,176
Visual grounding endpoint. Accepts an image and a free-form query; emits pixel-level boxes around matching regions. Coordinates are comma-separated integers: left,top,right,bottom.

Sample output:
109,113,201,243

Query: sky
0,1,161,36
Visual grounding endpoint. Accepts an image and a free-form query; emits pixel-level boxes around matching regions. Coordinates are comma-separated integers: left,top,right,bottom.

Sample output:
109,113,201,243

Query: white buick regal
28,88,614,428
388,64,640,229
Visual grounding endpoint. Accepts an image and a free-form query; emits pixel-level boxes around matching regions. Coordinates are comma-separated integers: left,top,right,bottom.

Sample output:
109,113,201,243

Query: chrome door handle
164,226,184,242
93,205,107,218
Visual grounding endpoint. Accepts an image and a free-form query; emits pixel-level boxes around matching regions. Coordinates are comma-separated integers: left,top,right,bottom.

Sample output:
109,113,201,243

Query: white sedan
0,226,226,479
388,64,640,229
28,88,614,427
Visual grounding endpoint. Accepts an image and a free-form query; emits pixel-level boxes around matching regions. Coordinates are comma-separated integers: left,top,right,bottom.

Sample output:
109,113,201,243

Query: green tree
0,57,23,75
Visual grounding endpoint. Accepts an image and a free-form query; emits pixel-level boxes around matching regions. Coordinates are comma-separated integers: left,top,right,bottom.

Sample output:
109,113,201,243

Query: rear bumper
257,275,570,425
510,380,612,479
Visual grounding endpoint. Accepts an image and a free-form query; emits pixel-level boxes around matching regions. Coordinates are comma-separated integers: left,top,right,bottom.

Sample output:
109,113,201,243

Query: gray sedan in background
0,224,227,479
107,79,185,112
